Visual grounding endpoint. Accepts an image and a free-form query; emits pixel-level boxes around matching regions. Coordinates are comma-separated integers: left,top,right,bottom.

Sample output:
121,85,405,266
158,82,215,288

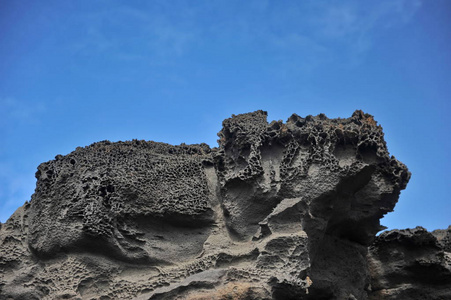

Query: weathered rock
432,225,451,253
368,227,451,299
28,141,215,264
0,110,444,300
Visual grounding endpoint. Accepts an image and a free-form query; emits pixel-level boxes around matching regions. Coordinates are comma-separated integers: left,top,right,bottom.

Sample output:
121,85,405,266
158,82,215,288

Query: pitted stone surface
28,141,215,264
0,110,445,300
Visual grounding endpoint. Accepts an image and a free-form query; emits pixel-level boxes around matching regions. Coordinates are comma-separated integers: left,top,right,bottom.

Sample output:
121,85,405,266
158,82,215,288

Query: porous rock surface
0,110,447,299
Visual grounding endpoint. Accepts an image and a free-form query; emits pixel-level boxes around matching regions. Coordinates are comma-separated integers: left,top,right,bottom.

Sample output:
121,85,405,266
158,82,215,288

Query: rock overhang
2,110,444,300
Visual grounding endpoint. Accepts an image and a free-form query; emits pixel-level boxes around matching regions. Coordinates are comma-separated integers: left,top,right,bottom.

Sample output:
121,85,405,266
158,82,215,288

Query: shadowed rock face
368,227,451,299
0,110,446,299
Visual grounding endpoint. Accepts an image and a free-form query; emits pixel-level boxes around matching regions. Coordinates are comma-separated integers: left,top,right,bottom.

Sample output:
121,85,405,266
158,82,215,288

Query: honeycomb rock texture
0,110,446,299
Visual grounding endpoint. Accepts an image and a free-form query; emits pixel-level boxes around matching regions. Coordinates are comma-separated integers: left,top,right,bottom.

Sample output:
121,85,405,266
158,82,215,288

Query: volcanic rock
0,110,446,299
368,227,451,299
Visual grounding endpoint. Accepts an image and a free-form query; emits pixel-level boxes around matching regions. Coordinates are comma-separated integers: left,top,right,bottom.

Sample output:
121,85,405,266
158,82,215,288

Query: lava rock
368,227,451,299
0,110,444,300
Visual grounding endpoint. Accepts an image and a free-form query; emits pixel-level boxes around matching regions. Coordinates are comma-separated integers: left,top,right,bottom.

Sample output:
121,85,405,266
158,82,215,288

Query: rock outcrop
368,226,451,299
0,110,448,299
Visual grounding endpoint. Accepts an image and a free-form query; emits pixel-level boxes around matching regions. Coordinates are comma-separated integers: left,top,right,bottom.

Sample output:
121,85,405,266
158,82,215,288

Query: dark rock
368,227,451,299
28,141,215,263
432,225,451,252
0,110,445,300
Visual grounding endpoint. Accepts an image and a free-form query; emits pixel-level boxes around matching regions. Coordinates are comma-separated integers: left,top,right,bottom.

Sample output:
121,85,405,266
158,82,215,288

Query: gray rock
368,227,451,299
0,110,444,300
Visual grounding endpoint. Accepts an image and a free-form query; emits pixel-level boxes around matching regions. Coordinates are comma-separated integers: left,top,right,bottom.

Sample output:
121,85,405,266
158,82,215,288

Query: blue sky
1,0,449,231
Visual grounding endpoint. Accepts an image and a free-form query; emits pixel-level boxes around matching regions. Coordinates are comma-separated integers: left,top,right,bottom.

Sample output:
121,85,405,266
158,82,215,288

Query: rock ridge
0,110,448,299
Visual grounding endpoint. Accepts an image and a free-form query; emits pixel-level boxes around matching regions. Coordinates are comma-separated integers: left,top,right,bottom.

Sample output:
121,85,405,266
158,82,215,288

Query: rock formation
368,226,451,299
0,110,449,299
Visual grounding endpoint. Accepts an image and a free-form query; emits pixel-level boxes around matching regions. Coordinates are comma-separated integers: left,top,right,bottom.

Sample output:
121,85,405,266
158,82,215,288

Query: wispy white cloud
254,0,423,71
0,97,46,130
43,0,423,82
311,0,422,51
65,3,199,63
